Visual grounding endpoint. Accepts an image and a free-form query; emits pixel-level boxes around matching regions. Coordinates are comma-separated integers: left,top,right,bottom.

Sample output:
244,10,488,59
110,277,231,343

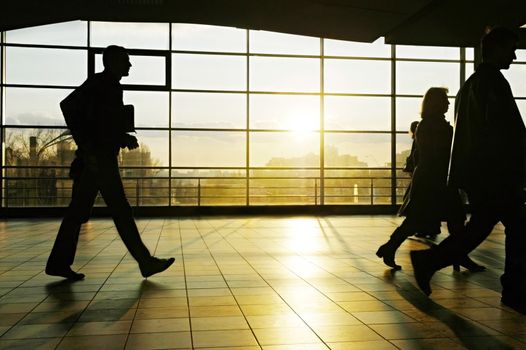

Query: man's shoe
458,256,486,273
410,250,434,296
45,266,85,281
501,296,526,315
140,257,175,278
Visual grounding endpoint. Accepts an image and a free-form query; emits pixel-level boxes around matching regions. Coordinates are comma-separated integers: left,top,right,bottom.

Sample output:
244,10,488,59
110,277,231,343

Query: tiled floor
0,215,524,350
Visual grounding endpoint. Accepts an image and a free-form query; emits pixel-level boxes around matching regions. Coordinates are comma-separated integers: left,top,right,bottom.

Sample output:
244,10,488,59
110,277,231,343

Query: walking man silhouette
46,45,175,280
411,28,526,314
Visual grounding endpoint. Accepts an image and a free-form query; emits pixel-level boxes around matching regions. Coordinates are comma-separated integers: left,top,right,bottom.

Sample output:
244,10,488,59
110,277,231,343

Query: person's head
103,45,131,78
409,120,419,139
481,27,518,69
421,87,449,118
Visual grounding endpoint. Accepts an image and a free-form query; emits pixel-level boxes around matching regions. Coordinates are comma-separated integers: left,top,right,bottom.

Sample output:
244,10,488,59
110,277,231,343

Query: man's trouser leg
47,167,98,268
96,154,151,264
429,196,498,271
500,202,526,299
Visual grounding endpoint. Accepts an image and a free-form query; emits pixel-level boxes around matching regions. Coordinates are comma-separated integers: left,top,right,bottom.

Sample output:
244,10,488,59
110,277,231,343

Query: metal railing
2,166,411,207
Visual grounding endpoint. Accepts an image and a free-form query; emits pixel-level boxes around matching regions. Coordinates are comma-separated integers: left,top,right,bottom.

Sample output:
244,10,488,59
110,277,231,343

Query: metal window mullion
246,29,250,206
87,21,92,77
1,31,4,209
391,44,397,207
460,47,466,87
87,21,91,48
168,22,173,206
320,38,324,206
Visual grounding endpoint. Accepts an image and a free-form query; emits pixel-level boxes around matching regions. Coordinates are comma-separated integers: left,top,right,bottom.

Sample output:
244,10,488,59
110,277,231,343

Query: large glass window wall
2,21,522,208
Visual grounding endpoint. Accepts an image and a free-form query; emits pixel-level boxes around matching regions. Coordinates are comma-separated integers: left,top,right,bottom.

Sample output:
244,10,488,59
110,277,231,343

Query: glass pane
5,88,71,126
122,177,169,206
396,97,454,131
250,94,319,130
6,47,87,86
5,21,87,46
172,178,198,206
325,133,391,167
4,167,72,207
503,64,526,97
172,131,245,167
172,169,244,178
324,37,390,57
95,54,166,86
172,54,246,90
250,132,319,167
171,177,245,206
396,61,460,95
516,49,526,62
172,24,246,52
123,91,169,127
250,57,320,92
465,47,475,61
250,178,318,205
172,92,246,128
201,179,246,206
465,62,475,80
121,130,169,167
325,96,390,130
90,22,169,50
396,97,422,133
250,168,319,178
5,128,75,167
324,169,391,205
395,132,414,204
396,132,414,168
396,45,460,60
249,30,319,55
324,59,391,94
516,100,526,125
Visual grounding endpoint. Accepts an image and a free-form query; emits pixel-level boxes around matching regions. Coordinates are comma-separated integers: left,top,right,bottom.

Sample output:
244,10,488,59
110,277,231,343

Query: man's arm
120,133,139,150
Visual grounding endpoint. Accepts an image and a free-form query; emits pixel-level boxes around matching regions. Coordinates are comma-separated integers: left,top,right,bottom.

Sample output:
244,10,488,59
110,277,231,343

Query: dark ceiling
2,0,526,47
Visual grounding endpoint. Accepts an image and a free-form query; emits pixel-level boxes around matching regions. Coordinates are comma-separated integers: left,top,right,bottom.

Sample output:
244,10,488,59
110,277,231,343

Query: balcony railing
2,165,411,207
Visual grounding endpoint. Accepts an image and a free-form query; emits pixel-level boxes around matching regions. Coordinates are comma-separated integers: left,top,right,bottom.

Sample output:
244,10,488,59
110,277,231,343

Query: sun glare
284,109,318,140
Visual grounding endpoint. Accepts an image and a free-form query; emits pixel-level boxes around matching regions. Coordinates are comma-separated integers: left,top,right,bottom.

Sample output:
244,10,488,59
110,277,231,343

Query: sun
284,109,318,140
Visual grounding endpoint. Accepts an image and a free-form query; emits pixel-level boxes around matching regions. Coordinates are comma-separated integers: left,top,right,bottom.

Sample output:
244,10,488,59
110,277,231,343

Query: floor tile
2,323,71,339
57,334,128,350
66,320,132,336
192,330,258,348
327,340,398,350
126,332,192,349
0,217,523,349
130,318,190,333
0,337,61,350
252,327,320,346
191,316,249,331
315,324,383,342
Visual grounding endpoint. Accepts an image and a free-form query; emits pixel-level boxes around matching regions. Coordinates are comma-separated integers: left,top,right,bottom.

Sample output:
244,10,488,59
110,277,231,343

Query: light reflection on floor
0,216,523,349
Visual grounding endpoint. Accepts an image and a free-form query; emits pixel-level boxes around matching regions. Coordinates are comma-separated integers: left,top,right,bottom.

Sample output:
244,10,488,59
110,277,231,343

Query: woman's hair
409,120,419,134
421,87,449,118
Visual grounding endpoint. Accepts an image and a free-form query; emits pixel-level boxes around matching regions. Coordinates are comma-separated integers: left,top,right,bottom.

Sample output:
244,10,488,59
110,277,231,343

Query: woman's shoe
376,244,402,270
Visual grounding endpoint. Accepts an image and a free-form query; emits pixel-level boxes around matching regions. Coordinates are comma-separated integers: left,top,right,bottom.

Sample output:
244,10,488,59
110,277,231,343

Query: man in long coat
411,27,526,314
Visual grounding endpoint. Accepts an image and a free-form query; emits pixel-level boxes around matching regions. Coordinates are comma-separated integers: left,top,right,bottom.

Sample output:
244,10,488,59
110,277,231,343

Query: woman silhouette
376,87,484,271
402,120,441,239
